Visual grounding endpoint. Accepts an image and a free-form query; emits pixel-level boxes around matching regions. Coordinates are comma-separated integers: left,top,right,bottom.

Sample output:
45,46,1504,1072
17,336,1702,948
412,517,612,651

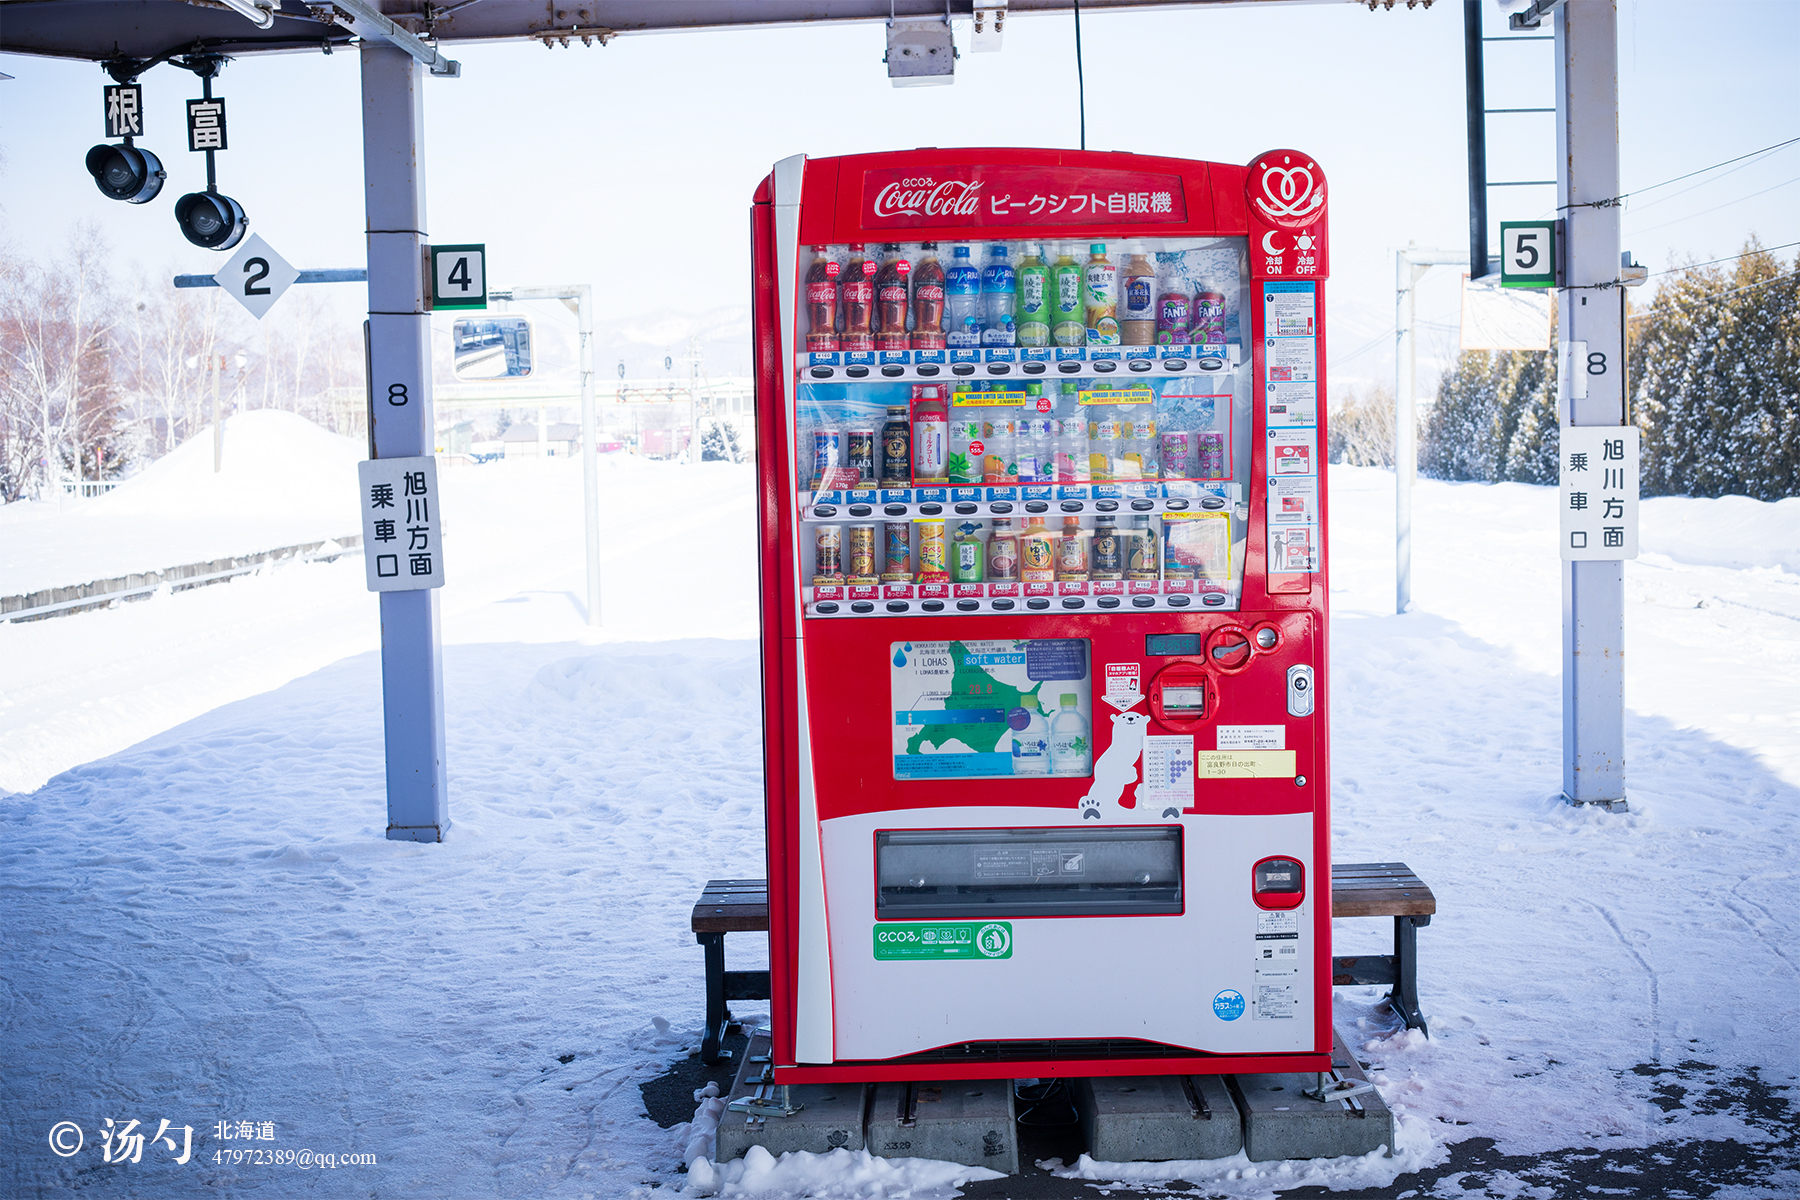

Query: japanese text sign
861,166,1186,230
358,456,446,591
1559,425,1638,560
186,97,227,153
104,84,143,138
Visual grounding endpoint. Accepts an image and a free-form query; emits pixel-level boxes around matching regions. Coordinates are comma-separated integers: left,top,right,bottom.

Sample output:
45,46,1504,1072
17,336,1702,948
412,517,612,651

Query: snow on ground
2,438,1796,1198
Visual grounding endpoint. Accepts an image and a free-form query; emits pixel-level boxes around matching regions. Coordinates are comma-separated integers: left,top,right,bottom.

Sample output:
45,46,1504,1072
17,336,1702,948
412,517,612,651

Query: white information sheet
1141,735,1195,813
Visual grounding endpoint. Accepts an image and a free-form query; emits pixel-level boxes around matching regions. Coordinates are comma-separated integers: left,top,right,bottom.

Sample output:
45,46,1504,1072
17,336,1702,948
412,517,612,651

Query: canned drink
846,429,877,486
880,406,911,484
847,524,878,580
810,428,842,490
1091,516,1123,579
1199,432,1225,478
1159,431,1192,481
1190,291,1226,345
915,519,948,579
1126,516,1160,581
882,521,912,581
812,524,844,582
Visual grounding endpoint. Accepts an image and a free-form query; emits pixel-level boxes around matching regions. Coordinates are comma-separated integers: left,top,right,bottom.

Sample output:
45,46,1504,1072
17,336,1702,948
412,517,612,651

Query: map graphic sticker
891,639,1091,780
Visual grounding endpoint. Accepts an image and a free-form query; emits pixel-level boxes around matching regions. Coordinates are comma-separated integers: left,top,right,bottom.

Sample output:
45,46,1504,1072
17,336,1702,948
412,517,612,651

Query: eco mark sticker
1213,990,1246,1021
1195,750,1296,779
874,921,1013,961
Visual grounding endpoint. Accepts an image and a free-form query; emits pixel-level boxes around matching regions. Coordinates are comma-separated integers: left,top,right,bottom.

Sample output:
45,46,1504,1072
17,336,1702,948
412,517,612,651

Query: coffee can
915,518,948,578
813,524,844,581
846,429,877,485
847,524,877,579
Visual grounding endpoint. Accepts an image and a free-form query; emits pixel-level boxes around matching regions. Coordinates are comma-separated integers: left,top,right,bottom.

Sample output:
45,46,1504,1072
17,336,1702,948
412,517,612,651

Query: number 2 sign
430,244,486,311
214,234,300,320
1500,220,1557,289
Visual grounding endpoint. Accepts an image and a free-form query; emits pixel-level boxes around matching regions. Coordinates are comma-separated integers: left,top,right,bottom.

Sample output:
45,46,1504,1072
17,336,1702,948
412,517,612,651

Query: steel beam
363,43,450,841
1555,0,1627,811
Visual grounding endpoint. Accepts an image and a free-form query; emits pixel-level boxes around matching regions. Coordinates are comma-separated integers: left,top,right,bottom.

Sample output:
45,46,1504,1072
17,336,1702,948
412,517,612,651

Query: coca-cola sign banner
862,166,1188,230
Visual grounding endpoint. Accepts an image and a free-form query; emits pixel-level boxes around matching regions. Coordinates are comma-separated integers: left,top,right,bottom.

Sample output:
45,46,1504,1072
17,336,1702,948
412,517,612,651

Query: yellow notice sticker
1195,750,1297,779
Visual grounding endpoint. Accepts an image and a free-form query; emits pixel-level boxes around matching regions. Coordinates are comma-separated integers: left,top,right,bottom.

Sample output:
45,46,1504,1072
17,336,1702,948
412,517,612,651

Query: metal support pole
211,355,224,473
577,288,600,625
1556,0,1627,811
1463,0,1491,278
1393,248,1466,615
362,43,449,842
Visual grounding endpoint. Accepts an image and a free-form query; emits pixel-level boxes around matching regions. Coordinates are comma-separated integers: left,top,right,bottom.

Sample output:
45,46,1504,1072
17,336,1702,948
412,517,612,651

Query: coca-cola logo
872,177,986,219
1249,151,1326,230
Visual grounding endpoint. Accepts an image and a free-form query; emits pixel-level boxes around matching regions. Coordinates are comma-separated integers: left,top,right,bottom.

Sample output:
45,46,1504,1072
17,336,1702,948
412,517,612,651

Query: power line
1627,175,1800,237
1628,268,1798,320
1648,240,1799,278
1620,135,1800,202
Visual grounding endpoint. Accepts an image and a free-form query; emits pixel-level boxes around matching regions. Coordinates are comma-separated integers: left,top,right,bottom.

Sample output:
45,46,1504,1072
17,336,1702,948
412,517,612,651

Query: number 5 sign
1500,220,1557,289
214,234,299,320
430,244,486,310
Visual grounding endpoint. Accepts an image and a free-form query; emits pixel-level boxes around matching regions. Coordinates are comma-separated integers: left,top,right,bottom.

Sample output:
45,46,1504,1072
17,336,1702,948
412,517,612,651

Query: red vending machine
751,149,1331,1084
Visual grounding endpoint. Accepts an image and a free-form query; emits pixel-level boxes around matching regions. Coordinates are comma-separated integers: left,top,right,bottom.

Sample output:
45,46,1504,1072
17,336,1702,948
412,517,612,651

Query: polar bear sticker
1078,711,1151,819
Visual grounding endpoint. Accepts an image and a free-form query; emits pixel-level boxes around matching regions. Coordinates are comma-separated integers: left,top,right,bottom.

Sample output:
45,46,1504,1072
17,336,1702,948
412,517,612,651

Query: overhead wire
1647,240,1799,278
1627,175,1800,237
1626,268,1798,321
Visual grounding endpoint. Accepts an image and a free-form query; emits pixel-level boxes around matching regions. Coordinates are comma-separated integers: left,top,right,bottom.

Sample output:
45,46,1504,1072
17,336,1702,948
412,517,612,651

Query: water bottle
983,403,1018,484
945,246,981,349
1049,693,1091,776
948,388,983,485
1012,695,1050,776
980,244,1017,347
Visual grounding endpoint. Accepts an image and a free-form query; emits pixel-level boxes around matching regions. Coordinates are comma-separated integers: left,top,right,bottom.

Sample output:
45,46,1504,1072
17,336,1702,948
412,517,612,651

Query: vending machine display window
875,826,1183,919
891,638,1092,780
796,236,1253,616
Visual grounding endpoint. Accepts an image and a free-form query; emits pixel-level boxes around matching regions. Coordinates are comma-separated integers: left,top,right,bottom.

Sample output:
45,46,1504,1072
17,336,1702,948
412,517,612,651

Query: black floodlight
174,190,248,251
84,143,166,203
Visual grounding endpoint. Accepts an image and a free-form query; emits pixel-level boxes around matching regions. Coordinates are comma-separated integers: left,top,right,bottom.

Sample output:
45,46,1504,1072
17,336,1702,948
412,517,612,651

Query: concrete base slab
1073,1074,1243,1162
714,1032,870,1162
868,1080,1019,1174
1235,1031,1393,1162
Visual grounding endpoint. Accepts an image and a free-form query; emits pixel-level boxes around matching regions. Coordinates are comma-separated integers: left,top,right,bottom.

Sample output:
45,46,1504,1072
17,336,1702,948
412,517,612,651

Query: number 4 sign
430,244,486,310
214,234,299,320
1500,220,1557,289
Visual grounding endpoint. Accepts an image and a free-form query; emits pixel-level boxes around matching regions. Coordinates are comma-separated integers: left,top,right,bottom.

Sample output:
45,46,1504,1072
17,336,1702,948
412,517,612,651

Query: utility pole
1554,0,1628,811
686,335,703,465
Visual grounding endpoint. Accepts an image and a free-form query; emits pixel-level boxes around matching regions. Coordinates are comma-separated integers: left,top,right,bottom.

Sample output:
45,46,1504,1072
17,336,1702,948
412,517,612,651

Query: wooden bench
691,862,1436,1064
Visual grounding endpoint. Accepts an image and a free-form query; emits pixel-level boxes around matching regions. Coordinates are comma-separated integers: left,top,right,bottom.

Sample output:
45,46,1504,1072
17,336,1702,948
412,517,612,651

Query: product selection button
1167,595,1191,607
886,600,910,613
884,504,908,516
1025,500,1049,513
1132,595,1156,607
1060,500,1085,513
1164,498,1188,511
955,502,978,515
1061,597,1086,609
989,502,1013,514
992,598,1016,610
956,599,980,611
849,504,872,516
813,602,839,614
921,600,944,612
1130,498,1154,511
851,601,874,613
812,505,838,517
1027,598,1051,610
1095,500,1118,512
1097,596,1121,608
918,503,943,515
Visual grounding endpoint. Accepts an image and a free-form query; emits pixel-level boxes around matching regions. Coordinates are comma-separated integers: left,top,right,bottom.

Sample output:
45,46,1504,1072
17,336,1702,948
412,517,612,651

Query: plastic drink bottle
911,242,946,350
840,244,874,351
1190,283,1226,345
1051,245,1085,347
1020,517,1056,583
1089,405,1121,481
1156,283,1190,345
1054,383,1089,482
945,246,982,348
1083,244,1119,346
1012,695,1050,776
1120,245,1157,345
982,404,1017,483
951,521,987,582
1017,383,1051,483
1090,516,1123,580
1049,694,1091,776
1057,515,1089,581
874,244,911,350
980,244,1017,347
911,388,948,483
1126,514,1160,581
1015,245,1051,347
948,391,984,485
804,246,839,351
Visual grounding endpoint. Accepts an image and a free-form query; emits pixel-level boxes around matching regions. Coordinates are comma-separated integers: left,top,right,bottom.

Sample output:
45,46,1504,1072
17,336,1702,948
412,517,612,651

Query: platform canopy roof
0,0,1357,73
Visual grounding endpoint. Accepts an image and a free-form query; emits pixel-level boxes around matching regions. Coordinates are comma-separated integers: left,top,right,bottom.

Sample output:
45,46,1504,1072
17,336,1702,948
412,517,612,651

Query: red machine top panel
797,148,1327,282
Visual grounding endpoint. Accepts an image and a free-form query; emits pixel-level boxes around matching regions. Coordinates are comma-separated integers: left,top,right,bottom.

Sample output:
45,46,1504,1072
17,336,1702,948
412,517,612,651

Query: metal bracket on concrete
728,1083,805,1118
1302,1072,1378,1106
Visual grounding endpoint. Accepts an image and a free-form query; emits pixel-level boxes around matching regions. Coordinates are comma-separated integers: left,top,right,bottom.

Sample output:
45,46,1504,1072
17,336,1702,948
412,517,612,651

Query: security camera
85,143,166,203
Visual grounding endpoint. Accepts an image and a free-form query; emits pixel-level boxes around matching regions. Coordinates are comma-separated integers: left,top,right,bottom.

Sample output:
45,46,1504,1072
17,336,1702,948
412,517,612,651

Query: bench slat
691,861,1435,931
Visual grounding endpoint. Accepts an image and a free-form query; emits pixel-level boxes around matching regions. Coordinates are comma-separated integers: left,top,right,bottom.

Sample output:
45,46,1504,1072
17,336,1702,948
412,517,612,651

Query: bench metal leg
1389,915,1430,1036
698,932,729,1065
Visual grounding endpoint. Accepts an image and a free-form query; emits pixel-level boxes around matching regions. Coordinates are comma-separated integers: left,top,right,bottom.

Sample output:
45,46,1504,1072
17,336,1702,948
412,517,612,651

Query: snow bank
685,1145,1003,1199
1640,493,1800,573
94,409,364,522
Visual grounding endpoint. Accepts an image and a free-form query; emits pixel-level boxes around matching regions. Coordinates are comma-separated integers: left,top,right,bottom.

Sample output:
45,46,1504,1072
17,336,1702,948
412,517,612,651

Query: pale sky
2,0,1795,390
